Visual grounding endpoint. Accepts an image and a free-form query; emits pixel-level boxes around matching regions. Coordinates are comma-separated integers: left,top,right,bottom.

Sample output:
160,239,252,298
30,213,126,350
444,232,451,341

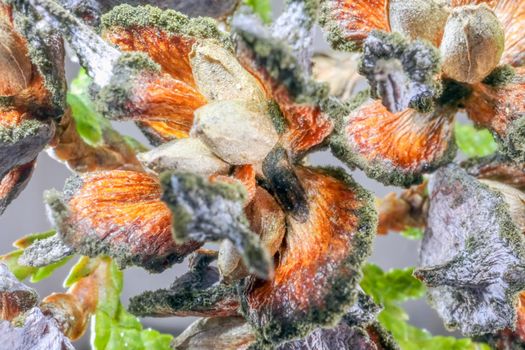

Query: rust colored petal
45,170,200,272
464,71,525,162
0,160,35,215
377,182,427,235
242,167,376,345
319,0,389,51
450,0,525,67
235,29,334,158
330,100,456,187
462,153,525,191
49,109,142,172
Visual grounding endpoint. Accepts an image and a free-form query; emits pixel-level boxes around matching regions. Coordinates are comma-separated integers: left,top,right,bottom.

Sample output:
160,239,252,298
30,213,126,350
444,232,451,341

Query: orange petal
320,0,389,50
330,100,456,186
464,72,525,162
45,170,201,272
236,36,334,158
450,1,525,67
242,167,376,344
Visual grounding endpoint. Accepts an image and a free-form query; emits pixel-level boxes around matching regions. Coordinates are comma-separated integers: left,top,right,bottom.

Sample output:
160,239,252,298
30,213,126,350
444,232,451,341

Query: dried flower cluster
0,0,524,349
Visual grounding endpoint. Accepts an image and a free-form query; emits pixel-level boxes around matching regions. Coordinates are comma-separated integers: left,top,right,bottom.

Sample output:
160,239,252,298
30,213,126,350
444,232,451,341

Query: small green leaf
244,0,272,23
1,231,71,283
13,230,56,249
64,256,98,288
30,255,72,283
455,123,498,158
90,258,172,350
68,93,103,146
401,227,424,240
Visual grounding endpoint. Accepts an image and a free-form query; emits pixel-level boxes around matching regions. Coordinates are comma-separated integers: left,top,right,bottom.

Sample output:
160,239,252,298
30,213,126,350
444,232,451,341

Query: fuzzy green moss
482,65,516,87
101,4,232,50
318,2,361,52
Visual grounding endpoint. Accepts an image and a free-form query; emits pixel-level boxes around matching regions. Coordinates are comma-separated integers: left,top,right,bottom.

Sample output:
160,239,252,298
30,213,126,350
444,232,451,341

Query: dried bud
138,138,230,176
388,0,450,46
0,14,32,96
192,100,279,165
440,4,505,84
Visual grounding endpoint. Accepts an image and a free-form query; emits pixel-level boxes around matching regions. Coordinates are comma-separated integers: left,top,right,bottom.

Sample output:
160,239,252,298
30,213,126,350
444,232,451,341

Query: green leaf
400,227,424,240
1,231,71,283
90,258,172,350
361,264,490,350
455,123,498,158
244,0,272,23
30,255,72,283
64,256,98,288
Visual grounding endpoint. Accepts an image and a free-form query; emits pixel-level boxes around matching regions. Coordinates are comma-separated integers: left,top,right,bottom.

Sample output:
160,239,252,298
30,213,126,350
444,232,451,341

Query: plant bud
440,4,505,84
388,0,450,46
137,138,230,176
0,17,32,96
192,100,279,165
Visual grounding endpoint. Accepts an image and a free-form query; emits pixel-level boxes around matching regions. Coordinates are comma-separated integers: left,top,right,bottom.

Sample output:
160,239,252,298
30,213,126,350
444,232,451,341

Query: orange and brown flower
45,170,201,272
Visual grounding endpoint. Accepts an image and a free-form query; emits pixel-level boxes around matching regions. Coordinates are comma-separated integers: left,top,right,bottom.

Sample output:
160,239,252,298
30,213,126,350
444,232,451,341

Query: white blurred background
0,0,459,348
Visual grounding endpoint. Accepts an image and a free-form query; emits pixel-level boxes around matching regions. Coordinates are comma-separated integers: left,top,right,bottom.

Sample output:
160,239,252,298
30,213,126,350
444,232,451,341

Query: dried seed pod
440,4,505,84
329,99,456,187
416,165,525,335
0,10,32,96
0,308,74,350
161,172,272,279
360,31,441,113
234,23,334,158
128,252,240,318
450,0,525,68
172,317,256,350
138,138,230,176
190,42,267,106
0,264,38,321
45,170,201,273
192,100,279,165
319,0,389,51
242,167,376,345
388,0,449,46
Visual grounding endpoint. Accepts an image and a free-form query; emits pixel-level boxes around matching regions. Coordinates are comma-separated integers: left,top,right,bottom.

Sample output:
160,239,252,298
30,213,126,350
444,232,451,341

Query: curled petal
319,0,389,51
242,167,376,345
462,153,525,191
0,160,35,215
330,100,456,187
161,172,272,279
45,170,200,272
464,72,525,162
234,25,334,158
128,252,239,318
417,165,525,335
